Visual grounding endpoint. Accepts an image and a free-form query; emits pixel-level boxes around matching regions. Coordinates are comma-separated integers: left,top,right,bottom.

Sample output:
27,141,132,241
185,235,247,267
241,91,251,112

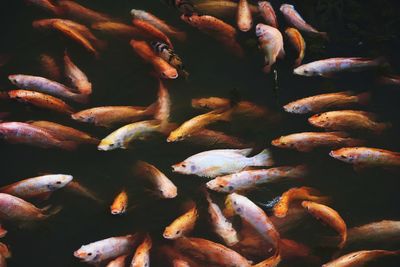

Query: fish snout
162,69,178,79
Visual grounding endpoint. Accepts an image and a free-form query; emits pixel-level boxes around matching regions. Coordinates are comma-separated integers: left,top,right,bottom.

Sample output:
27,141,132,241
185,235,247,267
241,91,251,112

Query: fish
110,190,128,215
283,91,370,114
182,129,251,149
285,27,305,67
308,110,391,133
71,104,157,128
39,53,62,81
167,109,233,142
106,255,128,267
0,225,7,238
64,52,92,95
0,174,73,200
273,187,330,218
258,1,278,28
256,23,285,73
151,42,189,78
195,1,258,19
130,234,152,267
91,21,143,38
172,148,274,178
74,234,139,265
204,191,239,246
322,249,400,267
237,0,253,32
302,201,347,248
0,193,61,222
65,180,103,203
26,0,60,15
0,242,11,267
164,0,196,15
378,74,400,86
294,57,388,77
269,204,307,234
98,120,173,150
0,122,77,150
280,4,328,39
224,193,280,266
271,132,364,152
175,237,251,267
207,165,307,193
344,220,400,246
130,9,186,41
133,160,177,199
180,14,243,57
8,74,87,103
29,121,99,145
155,80,171,127
329,147,400,169
131,19,174,48
129,39,178,79
163,205,198,239
58,0,111,24
157,245,201,267
8,90,75,114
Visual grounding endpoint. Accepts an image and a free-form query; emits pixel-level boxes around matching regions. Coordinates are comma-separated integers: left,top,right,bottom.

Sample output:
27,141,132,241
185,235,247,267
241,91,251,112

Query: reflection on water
0,0,399,266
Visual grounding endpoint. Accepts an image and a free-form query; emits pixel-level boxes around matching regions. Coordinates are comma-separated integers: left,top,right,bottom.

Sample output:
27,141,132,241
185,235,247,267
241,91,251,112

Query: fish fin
373,122,391,134
263,64,272,73
35,192,53,202
71,93,89,104
251,149,274,167
235,148,253,156
318,32,329,41
356,92,370,106
173,31,187,42
0,225,7,238
41,205,63,218
278,47,285,59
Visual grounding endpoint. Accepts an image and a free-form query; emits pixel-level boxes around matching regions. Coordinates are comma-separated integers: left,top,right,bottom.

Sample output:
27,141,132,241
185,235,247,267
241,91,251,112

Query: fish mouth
111,209,121,215
328,151,337,158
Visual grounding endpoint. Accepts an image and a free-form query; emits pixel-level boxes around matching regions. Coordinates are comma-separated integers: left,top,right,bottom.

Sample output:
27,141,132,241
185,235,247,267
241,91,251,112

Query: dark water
0,0,400,266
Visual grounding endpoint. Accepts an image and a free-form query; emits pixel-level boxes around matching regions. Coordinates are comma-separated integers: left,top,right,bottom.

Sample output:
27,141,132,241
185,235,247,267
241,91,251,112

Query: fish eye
175,230,181,235
87,253,92,256
56,181,62,184
341,155,347,159
181,164,186,168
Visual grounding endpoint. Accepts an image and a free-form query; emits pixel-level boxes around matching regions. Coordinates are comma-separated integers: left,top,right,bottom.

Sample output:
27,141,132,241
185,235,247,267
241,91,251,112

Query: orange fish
285,27,305,67
322,249,400,267
110,190,128,215
132,19,174,48
58,0,111,24
237,0,253,32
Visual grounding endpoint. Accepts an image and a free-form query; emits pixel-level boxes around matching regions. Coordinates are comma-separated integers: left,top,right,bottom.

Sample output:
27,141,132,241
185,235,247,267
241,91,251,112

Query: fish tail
356,92,370,105
71,93,89,104
374,122,392,134
319,32,329,41
372,56,390,68
173,31,187,42
88,137,100,145
251,149,274,167
218,109,233,122
58,140,78,151
41,205,63,218
263,64,272,73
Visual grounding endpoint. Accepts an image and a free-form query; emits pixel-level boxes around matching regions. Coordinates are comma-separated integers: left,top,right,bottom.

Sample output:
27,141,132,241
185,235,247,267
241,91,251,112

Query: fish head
130,9,141,18
97,138,117,151
47,175,73,191
171,161,195,175
293,65,319,76
163,225,181,239
206,178,230,192
283,102,308,114
159,184,178,199
255,23,271,37
308,113,329,128
71,112,94,123
110,205,126,215
7,75,20,85
280,4,294,13
271,136,291,148
180,13,199,26
161,68,178,79
166,130,184,143
73,246,100,263
329,148,357,163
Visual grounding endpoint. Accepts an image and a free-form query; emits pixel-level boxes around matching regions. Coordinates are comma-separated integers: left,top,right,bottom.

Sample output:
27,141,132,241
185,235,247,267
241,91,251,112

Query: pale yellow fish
163,205,198,239
110,190,128,215
130,235,152,267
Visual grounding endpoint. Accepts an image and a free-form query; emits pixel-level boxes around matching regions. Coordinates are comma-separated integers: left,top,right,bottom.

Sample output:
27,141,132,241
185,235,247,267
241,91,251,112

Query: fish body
270,205,307,234
237,0,253,32
280,4,327,39
39,53,62,81
329,147,400,169
58,0,111,24
207,165,307,192
29,121,99,145
271,132,364,152
258,1,278,28
72,105,156,128
285,27,305,67
151,42,189,78
0,174,73,200
64,52,92,95
182,129,250,148
106,255,128,267
346,220,400,245
175,237,251,267
131,19,174,48
74,234,139,265
256,23,284,73
0,122,76,150
308,110,390,133
133,161,177,199
167,109,232,142
195,1,258,19
8,90,74,114
155,80,171,126
91,22,142,38
8,74,87,103
283,91,370,114
164,206,198,239
172,148,273,178
131,235,152,267
302,201,347,248
322,249,400,267
110,190,128,215
294,57,387,77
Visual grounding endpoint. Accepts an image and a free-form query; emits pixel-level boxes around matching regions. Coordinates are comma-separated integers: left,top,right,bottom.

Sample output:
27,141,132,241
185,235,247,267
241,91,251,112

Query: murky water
0,0,399,266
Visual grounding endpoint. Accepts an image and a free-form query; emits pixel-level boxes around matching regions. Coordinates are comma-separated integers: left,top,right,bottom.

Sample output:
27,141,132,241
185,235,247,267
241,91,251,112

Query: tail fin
71,93,89,104
374,122,392,134
251,149,274,167
372,57,390,69
217,108,233,122
356,92,370,106
57,140,78,151
41,205,63,218
318,32,329,41
172,31,187,42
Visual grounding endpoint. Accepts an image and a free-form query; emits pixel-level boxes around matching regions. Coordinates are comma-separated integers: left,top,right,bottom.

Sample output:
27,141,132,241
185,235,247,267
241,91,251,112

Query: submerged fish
271,132,364,152
207,165,307,192
151,42,189,78
8,74,87,103
172,148,274,178
64,52,92,95
39,53,62,81
195,1,258,19
329,147,400,169
155,80,171,126
256,23,285,73
280,4,328,39
106,255,128,267
237,0,253,32
294,57,387,77
91,21,143,38
133,160,177,199
302,201,347,248
131,19,174,48
8,90,75,114
0,174,73,200
65,180,103,203
283,91,370,114
74,234,139,265
345,220,400,246
258,1,278,28
58,0,111,24
285,27,305,67
182,129,251,149
322,249,400,267
308,110,391,133
131,234,152,267
175,237,251,267
164,205,198,239
110,190,128,215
